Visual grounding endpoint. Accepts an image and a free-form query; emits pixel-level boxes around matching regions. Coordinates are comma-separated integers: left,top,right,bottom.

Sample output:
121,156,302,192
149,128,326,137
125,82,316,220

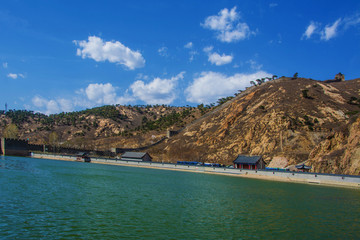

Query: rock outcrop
308,116,360,175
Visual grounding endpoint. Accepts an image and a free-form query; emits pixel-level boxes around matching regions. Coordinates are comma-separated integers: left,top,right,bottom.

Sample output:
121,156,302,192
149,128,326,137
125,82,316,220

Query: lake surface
0,156,359,239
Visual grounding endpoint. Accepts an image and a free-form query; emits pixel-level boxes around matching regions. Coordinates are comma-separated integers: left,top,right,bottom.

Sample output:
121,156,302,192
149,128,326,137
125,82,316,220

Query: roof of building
121,152,149,159
295,163,312,169
76,152,89,157
233,155,262,164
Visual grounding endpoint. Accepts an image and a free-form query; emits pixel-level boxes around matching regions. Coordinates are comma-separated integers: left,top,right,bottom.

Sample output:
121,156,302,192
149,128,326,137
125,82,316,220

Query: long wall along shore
2,137,360,188
32,152,360,189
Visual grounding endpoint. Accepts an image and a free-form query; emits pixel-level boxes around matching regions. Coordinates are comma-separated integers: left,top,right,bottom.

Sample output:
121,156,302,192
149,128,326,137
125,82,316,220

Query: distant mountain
149,77,360,175
0,105,212,150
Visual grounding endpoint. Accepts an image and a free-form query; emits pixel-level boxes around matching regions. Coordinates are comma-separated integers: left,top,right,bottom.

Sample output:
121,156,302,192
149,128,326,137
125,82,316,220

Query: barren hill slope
0,105,211,150
150,77,360,174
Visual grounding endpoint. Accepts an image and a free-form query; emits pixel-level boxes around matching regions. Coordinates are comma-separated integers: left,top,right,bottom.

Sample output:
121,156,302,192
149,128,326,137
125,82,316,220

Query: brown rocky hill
149,77,360,174
0,105,211,150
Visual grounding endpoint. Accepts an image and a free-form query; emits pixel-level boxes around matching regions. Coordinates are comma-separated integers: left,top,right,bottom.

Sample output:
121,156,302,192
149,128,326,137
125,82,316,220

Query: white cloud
32,96,47,108
203,45,214,53
3,62,8,68
321,18,341,41
184,42,193,49
32,96,66,115
344,14,360,28
130,72,185,105
201,6,253,42
203,46,233,66
208,52,233,66
247,60,263,71
84,83,134,105
57,99,74,113
184,42,197,62
185,71,272,104
202,7,239,31
7,73,18,79
85,83,116,104
33,96,77,115
302,21,319,39
74,36,145,70
32,83,135,115
303,15,360,41
136,73,149,81
46,100,61,114
269,3,278,8
188,51,198,62
7,73,24,79
158,46,168,57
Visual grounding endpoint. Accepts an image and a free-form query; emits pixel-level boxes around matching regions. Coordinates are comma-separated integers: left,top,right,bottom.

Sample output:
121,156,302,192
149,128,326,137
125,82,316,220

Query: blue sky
1,0,360,114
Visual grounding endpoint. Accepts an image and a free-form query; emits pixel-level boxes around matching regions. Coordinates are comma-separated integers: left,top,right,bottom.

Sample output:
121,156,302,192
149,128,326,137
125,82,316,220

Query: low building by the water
295,163,312,172
76,152,91,162
233,155,265,170
121,152,152,162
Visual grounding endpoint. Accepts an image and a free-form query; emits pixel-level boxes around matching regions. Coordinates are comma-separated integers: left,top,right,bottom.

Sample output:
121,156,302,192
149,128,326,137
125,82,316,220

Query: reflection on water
0,156,359,239
0,156,30,170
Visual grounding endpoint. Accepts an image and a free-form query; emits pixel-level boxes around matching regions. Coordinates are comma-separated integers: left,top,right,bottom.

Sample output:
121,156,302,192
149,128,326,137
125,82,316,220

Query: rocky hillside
0,105,212,150
1,76,359,174
308,115,360,175
149,77,360,174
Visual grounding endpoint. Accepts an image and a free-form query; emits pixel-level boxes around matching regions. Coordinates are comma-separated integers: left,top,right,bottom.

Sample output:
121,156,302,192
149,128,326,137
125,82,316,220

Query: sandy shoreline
31,155,360,189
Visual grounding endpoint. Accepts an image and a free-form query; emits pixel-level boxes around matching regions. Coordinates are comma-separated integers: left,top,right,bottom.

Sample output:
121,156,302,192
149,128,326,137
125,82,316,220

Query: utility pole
5,103,7,112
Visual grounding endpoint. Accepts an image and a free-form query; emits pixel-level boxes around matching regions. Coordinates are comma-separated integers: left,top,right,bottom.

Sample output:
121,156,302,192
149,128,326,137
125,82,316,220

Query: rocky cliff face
308,116,360,175
150,77,360,174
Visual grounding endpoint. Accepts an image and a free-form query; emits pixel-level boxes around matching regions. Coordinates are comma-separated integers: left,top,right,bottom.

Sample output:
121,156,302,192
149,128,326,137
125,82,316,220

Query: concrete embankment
31,153,360,189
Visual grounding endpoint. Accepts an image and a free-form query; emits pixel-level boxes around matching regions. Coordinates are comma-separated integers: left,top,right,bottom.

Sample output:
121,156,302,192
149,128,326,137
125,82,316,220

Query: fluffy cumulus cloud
185,71,271,104
31,82,137,114
74,36,145,70
83,83,134,106
130,72,185,105
208,52,233,66
85,83,118,105
201,6,253,42
57,99,74,113
203,46,233,66
32,96,66,115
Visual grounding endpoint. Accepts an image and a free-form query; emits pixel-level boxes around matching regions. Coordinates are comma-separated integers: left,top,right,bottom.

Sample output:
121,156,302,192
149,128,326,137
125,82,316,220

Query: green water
0,156,359,239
